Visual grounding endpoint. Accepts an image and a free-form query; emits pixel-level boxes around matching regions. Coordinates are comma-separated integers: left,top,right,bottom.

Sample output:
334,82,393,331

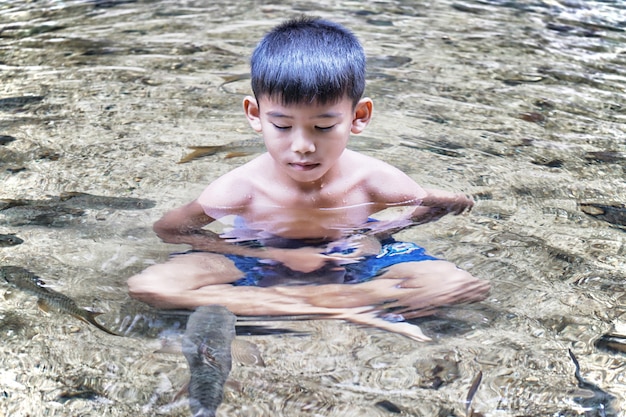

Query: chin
287,169,326,184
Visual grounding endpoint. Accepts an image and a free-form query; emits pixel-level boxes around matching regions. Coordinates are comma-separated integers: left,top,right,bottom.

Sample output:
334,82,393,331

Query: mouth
289,162,320,171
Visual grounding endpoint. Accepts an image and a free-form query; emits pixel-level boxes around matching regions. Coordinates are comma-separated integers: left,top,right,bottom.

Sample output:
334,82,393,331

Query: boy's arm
153,200,269,255
153,200,347,273
365,189,473,239
362,160,473,237
152,200,218,247
410,188,473,224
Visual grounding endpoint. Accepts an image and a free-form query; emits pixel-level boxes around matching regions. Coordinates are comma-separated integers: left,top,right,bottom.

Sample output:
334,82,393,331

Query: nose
291,132,315,154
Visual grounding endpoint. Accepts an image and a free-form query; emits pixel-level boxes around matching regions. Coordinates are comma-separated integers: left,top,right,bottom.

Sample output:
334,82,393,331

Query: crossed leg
127,252,490,341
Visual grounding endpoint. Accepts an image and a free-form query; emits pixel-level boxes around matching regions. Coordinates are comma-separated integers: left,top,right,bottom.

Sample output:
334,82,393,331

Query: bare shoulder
343,150,427,204
196,154,270,214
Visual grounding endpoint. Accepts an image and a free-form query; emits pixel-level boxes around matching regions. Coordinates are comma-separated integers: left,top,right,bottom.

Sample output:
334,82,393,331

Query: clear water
1,0,625,416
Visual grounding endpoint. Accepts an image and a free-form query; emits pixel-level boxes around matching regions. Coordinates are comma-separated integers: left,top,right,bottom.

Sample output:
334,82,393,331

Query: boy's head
250,16,366,107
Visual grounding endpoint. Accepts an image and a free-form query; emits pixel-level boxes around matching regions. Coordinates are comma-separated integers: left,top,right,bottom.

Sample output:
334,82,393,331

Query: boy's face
244,95,372,184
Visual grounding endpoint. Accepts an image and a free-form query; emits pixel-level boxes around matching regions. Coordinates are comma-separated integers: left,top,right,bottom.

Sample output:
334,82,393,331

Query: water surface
1,1,625,416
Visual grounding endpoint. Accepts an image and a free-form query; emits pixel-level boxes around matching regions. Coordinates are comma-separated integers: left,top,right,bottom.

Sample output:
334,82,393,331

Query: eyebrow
266,111,342,119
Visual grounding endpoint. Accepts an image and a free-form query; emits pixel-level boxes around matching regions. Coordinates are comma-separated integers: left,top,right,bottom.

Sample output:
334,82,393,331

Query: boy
128,17,490,341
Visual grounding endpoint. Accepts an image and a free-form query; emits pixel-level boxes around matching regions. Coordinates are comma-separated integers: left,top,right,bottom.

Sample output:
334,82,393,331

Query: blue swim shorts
226,238,438,287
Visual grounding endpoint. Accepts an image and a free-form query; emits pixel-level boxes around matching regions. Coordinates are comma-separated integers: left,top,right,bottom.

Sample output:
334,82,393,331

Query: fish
595,333,626,354
58,191,156,210
367,55,411,69
0,95,44,111
218,73,251,92
584,151,625,164
568,348,617,417
177,139,265,164
0,198,30,211
182,305,236,417
374,399,402,413
399,139,464,158
0,204,85,227
0,192,154,227
0,135,16,145
465,371,484,417
580,203,626,228
0,265,118,336
0,233,23,247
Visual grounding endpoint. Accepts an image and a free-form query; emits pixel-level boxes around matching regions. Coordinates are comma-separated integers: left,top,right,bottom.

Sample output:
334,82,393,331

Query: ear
351,98,373,134
243,96,262,132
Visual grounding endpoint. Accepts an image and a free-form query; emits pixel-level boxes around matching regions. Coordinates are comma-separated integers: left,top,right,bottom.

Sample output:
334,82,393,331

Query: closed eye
271,123,291,131
315,125,335,131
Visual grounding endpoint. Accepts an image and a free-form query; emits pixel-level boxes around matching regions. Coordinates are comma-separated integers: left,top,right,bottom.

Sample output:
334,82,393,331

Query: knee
390,260,491,301
127,270,165,303
444,266,491,302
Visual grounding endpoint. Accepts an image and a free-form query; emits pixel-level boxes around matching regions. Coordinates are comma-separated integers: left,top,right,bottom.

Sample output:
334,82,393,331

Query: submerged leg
376,260,490,318
128,254,488,341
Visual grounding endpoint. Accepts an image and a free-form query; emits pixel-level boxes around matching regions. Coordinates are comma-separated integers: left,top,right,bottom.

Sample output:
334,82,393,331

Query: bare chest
243,187,375,240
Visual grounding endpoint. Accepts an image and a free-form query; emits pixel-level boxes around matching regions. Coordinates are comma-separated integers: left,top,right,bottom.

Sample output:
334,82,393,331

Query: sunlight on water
1,0,625,416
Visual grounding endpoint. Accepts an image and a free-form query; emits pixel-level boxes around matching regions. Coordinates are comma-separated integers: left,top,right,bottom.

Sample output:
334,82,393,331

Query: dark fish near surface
183,305,236,417
580,203,626,228
0,192,154,227
584,151,625,164
0,204,85,227
568,349,617,417
0,135,16,145
0,266,117,336
58,191,156,210
1,192,155,211
595,333,626,354
0,95,44,111
374,399,402,414
0,233,23,247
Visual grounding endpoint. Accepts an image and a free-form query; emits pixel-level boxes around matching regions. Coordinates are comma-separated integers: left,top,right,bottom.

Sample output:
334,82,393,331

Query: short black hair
250,16,366,107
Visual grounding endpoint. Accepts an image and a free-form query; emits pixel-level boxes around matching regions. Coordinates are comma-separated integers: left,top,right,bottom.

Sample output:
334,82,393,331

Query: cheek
321,135,349,156
263,136,287,158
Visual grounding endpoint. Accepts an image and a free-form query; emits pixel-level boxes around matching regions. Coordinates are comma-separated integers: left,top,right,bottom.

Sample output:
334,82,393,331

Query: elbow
152,217,176,243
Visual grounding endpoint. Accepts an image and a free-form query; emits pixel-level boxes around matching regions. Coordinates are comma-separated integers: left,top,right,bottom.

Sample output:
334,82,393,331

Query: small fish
595,333,626,354
584,151,625,164
580,203,626,228
0,135,16,145
0,266,117,336
399,140,464,158
183,305,236,417
0,204,85,227
367,55,411,69
0,95,44,111
568,349,617,417
375,399,402,413
465,371,484,417
178,139,265,164
0,233,23,247
58,191,155,210
519,111,546,123
496,74,544,86
0,198,30,211
218,73,251,90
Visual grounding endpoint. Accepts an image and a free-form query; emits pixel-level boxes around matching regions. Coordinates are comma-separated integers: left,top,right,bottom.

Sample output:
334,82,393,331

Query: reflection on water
1,0,625,416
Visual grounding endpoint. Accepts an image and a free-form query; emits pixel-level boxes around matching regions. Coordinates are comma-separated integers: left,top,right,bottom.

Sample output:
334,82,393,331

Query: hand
413,190,474,224
265,246,338,273
324,234,381,260
447,193,474,215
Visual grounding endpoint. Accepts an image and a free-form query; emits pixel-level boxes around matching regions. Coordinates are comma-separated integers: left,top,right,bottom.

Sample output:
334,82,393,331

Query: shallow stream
1,1,625,416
